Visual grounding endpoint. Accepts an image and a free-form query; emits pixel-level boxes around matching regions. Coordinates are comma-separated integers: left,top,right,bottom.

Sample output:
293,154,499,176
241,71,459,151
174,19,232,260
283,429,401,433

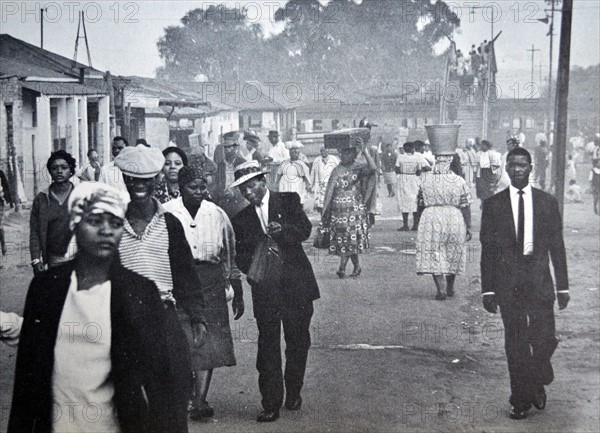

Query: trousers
500,297,558,408
255,301,313,411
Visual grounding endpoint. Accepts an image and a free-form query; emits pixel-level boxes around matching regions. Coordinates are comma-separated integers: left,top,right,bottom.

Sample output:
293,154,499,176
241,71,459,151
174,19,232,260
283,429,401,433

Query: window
249,113,261,128
332,119,340,130
512,118,521,129
238,114,244,128
525,118,535,129
313,119,322,131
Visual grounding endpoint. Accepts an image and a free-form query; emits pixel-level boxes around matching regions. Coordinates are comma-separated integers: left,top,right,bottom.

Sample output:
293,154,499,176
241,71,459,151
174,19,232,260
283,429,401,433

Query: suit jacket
480,187,568,305
231,192,319,318
8,261,186,433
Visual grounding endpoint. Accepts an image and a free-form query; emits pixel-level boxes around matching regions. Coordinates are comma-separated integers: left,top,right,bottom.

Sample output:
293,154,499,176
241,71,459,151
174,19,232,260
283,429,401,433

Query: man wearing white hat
275,143,312,205
230,161,319,423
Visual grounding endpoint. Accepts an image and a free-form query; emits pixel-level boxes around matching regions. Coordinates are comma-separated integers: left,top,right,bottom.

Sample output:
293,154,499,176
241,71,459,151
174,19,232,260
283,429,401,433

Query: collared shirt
53,272,118,433
268,141,290,163
164,197,242,281
479,151,491,168
255,189,270,234
118,201,175,302
245,148,257,162
509,184,534,255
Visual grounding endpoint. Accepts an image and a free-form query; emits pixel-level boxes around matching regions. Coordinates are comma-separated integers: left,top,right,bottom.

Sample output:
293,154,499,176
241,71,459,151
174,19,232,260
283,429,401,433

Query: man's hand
232,295,245,320
191,322,208,347
267,222,282,236
557,292,570,310
483,294,498,314
33,262,45,275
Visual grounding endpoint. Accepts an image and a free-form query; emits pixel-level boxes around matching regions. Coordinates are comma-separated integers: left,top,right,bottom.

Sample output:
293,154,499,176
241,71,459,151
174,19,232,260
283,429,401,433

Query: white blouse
52,272,119,433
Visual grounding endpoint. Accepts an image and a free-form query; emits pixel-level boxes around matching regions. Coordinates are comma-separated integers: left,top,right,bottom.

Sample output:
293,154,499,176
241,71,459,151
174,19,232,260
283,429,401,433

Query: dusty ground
1,167,598,432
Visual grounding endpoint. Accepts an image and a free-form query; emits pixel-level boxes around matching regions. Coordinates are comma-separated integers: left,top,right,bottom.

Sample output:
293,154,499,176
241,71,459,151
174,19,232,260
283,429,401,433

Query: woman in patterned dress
416,154,473,300
321,138,377,278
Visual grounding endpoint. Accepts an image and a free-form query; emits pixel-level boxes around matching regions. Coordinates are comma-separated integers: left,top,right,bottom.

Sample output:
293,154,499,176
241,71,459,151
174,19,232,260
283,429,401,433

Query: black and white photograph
0,0,598,431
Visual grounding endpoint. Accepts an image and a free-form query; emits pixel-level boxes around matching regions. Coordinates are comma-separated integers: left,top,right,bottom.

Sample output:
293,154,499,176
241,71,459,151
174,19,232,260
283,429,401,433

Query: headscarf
68,182,130,231
178,164,207,189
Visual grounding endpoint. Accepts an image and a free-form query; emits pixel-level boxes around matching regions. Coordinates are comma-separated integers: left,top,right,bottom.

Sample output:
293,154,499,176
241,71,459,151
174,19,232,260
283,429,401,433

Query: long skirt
178,261,236,371
416,205,467,275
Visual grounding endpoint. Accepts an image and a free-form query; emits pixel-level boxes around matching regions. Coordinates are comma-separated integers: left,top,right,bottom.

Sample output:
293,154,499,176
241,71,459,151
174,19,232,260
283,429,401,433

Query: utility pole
552,0,573,215
72,11,93,68
40,8,44,49
527,45,540,86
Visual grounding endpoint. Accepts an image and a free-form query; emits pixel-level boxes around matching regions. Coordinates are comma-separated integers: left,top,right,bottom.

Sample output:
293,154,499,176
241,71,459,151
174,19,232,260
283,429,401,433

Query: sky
1,0,599,90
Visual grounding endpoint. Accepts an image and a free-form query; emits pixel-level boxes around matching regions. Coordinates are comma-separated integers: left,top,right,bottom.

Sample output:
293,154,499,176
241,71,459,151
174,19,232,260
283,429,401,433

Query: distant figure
267,130,290,164
566,154,577,182
590,159,600,214
99,136,130,194
311,147,340,213
475,140,501,205
534,140,549,190
77,148,101,182
565,179,582,203
244,130,272,165
0,169,14,256
276,143,312,205
395,142,422,231
381,143,398,197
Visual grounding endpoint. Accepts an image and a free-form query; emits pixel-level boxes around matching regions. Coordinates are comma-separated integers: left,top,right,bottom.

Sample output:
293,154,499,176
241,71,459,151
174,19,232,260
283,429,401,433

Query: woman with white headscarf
8,182,189,433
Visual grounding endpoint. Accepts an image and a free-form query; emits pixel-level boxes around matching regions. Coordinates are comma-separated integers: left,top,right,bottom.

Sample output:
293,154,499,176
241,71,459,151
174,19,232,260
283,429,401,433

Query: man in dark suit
230,161,320,423
480,147,569,420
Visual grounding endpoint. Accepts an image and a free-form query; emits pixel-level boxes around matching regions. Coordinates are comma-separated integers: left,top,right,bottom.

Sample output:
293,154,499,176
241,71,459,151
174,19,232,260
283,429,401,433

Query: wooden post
552,0,573,215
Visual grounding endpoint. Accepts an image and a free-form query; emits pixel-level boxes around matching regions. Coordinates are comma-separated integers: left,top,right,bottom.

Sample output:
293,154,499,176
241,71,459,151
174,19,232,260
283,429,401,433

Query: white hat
228,160,270,189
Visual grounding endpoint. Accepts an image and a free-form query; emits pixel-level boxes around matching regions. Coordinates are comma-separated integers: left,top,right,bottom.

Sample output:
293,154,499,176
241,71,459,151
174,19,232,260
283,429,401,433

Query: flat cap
114,144,165,178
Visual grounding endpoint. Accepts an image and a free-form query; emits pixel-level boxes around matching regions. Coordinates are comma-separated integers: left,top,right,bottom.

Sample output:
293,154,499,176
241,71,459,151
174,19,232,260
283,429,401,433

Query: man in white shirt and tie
229,161,320,423
480,147,569,421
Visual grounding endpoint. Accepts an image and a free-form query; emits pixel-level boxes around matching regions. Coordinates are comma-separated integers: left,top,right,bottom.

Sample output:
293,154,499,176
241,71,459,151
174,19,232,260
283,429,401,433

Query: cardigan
8,261,188,433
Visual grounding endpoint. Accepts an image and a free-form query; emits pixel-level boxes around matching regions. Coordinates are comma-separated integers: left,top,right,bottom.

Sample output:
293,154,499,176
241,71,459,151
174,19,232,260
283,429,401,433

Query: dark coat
0,169,13,207
232,191,319,318
8,261,187,433
480,187,568,305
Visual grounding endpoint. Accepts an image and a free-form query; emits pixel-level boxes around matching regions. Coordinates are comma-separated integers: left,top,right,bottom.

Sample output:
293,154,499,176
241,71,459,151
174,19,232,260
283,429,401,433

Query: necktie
517,190,525,256
256,205,268,234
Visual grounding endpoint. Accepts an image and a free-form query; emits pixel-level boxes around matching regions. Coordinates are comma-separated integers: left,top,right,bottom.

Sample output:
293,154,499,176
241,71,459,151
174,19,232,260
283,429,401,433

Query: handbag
247,235,283,287
313,224,330,249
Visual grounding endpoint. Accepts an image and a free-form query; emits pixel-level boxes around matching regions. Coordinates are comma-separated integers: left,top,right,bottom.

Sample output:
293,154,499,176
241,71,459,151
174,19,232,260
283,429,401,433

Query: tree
156,5,279,82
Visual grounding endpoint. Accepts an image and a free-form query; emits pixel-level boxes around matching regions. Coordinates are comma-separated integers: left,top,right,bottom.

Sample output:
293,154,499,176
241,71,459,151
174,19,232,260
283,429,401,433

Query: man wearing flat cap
244,130,272,166
213,131,249,218
115,144,207,430
230,161,320,423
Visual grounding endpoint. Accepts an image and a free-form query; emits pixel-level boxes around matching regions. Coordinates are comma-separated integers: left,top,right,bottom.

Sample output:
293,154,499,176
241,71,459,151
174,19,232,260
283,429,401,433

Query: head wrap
178,164,207,189
114,144,165,178
68,182,130,231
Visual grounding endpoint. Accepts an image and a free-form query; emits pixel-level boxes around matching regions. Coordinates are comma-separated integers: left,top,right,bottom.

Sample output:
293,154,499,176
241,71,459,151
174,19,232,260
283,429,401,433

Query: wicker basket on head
425,124,461,155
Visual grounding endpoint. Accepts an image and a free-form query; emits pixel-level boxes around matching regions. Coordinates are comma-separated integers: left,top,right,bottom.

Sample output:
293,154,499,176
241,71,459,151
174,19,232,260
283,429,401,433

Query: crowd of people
0,124,583,429
449,40,494,90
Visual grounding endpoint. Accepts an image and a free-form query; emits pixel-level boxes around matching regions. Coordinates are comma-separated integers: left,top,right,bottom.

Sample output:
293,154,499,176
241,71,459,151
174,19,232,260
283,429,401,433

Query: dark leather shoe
285,397,302,411
257,410,279,422
509,403,531,420
532,390,547,410
189,402,214,420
